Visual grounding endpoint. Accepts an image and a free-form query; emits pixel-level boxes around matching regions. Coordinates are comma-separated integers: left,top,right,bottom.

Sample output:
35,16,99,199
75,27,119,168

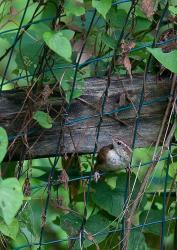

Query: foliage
0,178,23,225
0,219,19,240
0,127,8,164
33,110,53,129
0,0,177,249
147,48,177,73
92,0,112,19
43,30,74,62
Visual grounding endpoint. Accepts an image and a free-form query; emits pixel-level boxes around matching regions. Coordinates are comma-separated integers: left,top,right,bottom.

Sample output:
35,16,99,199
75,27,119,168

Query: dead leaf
123,55,132,80
121,40,135,53
10,7,18,16
120,41,135,79
141,0,154,19
58,169,69,189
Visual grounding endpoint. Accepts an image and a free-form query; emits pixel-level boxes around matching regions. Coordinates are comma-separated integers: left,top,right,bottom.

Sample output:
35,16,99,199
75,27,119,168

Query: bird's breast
106,149,127,170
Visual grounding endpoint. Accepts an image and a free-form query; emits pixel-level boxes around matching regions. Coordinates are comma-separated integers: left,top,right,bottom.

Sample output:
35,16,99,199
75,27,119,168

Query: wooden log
0,75,172,160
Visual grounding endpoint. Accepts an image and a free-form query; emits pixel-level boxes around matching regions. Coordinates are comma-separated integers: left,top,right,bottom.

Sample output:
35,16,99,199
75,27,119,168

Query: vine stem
123,74,177,250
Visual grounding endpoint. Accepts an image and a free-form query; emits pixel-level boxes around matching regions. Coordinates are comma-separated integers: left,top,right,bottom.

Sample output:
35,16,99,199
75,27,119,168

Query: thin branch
123,74,177,249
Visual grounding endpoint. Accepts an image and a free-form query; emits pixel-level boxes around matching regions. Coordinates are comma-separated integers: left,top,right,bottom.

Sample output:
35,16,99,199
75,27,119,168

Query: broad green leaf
132,148,154,166
115,173,147,210
0,127,8,164
134,17,151,33
60,212,83,235
1,161,17,178
64,0,85,16
33,111,53,129
117,2,131,12
147,162,172,193
139,209,162,235
169,162,177,180
14,33,42,76
0,218,19,240
43,31,72,62
101,33,116,49
0,38,17,81
92,181,124,217
60,212,109,248
11,2,42,24
128,229,148,250
69,89,82,100
0,178,23,225
0,2,43,33
107,8,127,29
147,48,177,73
31,23,51,40
84,213,109,247
61,70,85,102
1,83,14,91
169,6,177,15
92,0,112,19
65,89,81,103
61,30,75,40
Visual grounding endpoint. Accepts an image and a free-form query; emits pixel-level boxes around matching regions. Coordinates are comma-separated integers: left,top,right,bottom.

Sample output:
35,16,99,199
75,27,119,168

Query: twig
78,97,129,126
123,74,176,249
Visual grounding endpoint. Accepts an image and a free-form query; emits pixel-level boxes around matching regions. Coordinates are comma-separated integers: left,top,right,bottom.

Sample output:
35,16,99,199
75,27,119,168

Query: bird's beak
112,139,119,150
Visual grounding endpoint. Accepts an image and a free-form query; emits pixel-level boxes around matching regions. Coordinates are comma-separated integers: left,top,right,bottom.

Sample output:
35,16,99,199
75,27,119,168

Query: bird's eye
117,141,121,145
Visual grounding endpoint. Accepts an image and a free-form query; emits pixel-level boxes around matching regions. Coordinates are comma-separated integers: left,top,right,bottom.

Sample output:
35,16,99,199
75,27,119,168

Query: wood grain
0,75,171,159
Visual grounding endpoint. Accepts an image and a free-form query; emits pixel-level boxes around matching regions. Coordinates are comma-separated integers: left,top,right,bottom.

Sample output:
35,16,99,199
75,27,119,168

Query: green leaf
92,0,112,19
92,181,124,217
101,33,116,49
64,0,85,16
107,8,127,29
169,162,177,180
0,38,17,81
61,30,75,40
147,48,177,73
134,17,151,33
117,2,131,13
169,6,177,15
11,2,42,25
60,212,109,248
0,178,23,225
128,229,148,250
84,213,109,247
33,111,53,129
71,89,82,99
139,209,162,235
175,126,177,141
115,173,147,209
60,212,83,235
0,127,8,164
43,31,72,62
0,218,19,240
61,70,85,102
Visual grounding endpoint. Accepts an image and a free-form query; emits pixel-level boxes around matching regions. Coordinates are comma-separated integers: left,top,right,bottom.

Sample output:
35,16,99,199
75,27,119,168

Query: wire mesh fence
0,0,177,249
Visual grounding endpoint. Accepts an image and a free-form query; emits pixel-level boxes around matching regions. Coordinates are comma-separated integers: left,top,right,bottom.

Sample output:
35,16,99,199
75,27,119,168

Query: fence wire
0,0,176,249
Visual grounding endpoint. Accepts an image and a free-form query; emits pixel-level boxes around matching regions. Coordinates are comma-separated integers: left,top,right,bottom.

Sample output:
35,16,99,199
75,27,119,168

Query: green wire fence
0,0,176,249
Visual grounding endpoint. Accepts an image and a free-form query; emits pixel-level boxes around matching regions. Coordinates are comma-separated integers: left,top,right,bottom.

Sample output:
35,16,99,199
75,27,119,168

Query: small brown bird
94,140,132,181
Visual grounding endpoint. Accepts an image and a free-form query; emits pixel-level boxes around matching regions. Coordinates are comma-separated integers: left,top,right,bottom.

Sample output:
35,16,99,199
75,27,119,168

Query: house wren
94,140,132,181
